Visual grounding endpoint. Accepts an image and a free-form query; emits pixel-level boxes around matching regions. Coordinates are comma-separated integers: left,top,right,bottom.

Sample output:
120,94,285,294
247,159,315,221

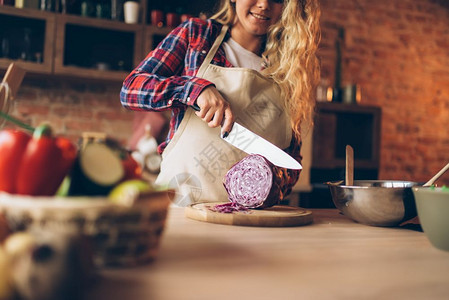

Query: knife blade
222,122,302,169
191,104,302,170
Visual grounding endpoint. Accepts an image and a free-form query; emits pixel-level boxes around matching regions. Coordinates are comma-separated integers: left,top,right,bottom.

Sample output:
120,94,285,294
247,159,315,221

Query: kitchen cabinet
1,5,150,81
0,6,55,74
53,13,144,80
0,1,216,81
297,102,381,208
312,102,381,171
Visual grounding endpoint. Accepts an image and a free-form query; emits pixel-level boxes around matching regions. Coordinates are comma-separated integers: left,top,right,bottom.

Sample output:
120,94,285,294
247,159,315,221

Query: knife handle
190,102,228,138
191,103,200,111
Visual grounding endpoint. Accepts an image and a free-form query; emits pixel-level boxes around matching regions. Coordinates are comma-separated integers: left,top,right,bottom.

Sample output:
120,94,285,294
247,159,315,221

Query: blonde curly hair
211,0,321,140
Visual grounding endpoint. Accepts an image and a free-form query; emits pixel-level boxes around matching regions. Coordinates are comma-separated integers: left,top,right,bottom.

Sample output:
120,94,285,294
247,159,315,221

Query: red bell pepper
0,124,77,196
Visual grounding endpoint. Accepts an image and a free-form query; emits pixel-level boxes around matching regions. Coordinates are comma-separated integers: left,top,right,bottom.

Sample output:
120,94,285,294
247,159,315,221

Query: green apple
108,179,154,206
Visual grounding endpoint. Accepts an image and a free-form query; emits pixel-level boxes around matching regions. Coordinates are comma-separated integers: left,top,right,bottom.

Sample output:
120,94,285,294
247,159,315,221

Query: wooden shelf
0,5,53,18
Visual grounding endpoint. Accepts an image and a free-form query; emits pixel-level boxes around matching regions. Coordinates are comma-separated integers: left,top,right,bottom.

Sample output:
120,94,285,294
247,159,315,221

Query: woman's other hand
194,86,234,137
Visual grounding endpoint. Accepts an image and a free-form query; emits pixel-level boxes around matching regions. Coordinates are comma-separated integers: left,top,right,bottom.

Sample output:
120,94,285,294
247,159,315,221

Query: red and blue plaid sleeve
120,19,215,112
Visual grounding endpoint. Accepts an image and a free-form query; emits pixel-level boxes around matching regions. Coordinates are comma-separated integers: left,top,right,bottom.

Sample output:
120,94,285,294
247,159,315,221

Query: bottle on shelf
19,28,32,61
110,0,124,21
95,0,111,19
1,37,10,59
80,0,94,17
40,0,56,11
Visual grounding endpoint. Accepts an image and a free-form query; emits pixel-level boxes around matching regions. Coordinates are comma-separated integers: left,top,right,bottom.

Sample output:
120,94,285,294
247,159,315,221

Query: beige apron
156,25,292,206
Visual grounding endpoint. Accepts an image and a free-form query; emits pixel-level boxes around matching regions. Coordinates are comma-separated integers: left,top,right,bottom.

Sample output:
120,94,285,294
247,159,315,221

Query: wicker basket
0,190,172,267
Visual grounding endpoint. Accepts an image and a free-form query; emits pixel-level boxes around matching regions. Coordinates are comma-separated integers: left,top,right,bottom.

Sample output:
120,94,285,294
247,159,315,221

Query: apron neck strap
197,25,229,77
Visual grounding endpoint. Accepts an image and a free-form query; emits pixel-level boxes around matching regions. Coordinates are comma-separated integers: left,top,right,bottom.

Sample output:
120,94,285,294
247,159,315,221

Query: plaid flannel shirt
120,18,302,196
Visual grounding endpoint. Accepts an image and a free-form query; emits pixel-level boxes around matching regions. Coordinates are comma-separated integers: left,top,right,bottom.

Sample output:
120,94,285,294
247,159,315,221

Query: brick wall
4,0,449,185
7,77,134,146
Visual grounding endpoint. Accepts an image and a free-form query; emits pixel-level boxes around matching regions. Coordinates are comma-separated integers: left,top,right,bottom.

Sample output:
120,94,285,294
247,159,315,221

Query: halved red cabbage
222,154,282,209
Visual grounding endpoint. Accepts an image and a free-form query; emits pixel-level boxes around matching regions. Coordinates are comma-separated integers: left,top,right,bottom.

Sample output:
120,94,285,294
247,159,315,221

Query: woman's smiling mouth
250,12,270,21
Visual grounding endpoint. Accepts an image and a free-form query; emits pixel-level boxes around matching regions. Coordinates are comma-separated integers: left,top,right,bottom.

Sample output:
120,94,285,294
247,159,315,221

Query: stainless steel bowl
328,180,419,227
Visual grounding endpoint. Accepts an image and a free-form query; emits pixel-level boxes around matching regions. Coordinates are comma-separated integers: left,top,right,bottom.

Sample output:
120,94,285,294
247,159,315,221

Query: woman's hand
194,86,234,137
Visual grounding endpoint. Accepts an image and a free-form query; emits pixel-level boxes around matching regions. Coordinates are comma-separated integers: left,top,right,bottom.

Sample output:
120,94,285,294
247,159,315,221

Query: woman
120,0,321,206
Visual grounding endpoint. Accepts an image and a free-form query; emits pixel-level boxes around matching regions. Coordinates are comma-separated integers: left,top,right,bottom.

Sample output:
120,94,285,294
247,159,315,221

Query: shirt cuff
183,77,215,106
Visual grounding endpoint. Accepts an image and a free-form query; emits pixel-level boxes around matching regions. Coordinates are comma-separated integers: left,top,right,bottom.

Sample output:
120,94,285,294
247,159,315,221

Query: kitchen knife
191,104,302,170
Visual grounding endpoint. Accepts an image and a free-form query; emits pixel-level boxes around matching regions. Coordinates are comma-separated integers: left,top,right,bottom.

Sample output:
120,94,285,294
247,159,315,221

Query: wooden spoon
422,162,449,187
2,63,26,100
0,63,34,132
345,145,354,186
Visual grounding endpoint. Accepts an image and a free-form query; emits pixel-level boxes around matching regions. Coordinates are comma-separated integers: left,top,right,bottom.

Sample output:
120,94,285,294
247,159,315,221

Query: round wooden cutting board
185,202,313,227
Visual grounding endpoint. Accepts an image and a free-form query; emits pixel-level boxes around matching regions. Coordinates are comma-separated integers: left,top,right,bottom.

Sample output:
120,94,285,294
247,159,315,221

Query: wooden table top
87,207,449,300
